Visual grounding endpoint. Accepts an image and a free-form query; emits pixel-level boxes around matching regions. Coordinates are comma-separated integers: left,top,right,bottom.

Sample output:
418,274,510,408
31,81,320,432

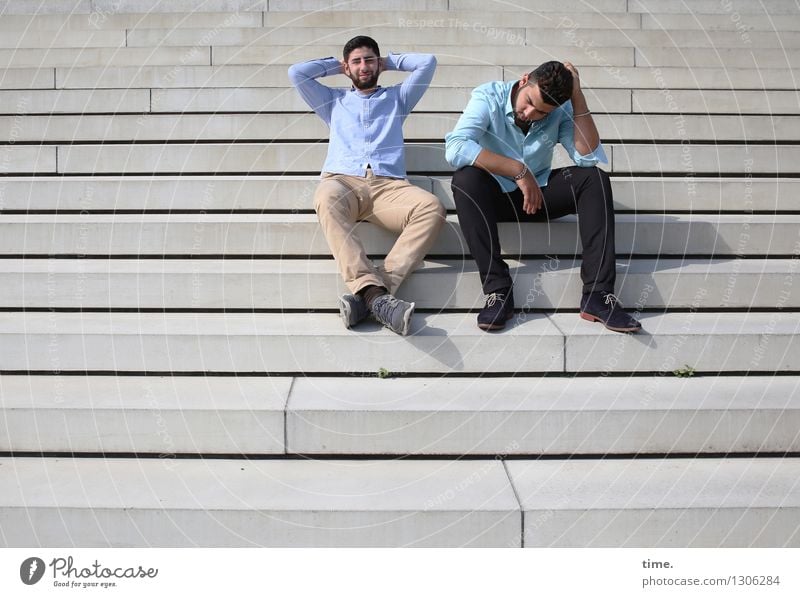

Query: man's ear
341,59,350,76
519,73,530,87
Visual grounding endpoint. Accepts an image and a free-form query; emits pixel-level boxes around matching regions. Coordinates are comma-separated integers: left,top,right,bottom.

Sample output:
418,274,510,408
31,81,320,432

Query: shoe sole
580,311,642,333
478,309,514,331
398,301,415,336
338,296,354,329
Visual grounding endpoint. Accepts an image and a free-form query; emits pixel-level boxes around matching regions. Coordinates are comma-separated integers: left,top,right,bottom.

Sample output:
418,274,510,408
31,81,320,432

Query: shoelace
486,292,505,307
603,293,620,308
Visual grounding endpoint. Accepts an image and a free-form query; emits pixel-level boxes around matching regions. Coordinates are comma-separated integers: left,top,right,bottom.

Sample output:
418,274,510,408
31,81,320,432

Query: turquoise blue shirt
444,80,607,191
288,53,436,179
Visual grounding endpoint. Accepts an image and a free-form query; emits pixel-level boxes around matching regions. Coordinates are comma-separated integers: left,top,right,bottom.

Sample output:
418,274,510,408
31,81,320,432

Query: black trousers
451,165,617,295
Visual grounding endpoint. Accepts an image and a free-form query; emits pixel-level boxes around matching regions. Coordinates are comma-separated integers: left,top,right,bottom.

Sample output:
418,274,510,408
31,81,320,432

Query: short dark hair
528,61,573,107
343,35,380,61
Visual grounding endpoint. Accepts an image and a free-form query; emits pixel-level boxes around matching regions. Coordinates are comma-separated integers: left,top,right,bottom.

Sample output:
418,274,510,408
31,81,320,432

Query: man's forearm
571,90,600,155
474,148,527,178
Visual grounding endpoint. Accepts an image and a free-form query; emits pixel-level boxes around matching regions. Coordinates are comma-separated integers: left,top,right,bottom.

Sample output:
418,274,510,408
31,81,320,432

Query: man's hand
517,170,543,215
563,61,581,99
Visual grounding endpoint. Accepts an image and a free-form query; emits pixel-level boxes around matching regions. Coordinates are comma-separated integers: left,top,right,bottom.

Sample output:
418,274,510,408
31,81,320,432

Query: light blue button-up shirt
445,80,607,191
288,53,436,179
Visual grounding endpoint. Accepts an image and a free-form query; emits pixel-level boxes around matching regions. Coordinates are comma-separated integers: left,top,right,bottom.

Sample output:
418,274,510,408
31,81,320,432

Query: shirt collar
504,80,517,120
350,85,383,97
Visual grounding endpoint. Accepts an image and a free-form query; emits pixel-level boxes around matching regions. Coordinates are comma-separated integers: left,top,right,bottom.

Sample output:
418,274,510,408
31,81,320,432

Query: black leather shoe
477,289,514,331
580,291,642,333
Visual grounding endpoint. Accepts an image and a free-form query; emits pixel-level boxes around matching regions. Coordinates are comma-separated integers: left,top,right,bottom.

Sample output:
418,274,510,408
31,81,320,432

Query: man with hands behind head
445,60,641,333
289,36,445,336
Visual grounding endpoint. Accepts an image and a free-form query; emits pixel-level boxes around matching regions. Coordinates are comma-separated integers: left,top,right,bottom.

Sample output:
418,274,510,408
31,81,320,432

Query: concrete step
53,64,800,90
0,375,287,454
0,312,797,374
0,214,793,257
278,0,624,12
1,258,797,310
0,146,56,173
503,65,800,89
287,376,800,455
510,457,800,547
125,26,800,49
0,89,150,114
0,46,212,69
0,457,520,547
46,143,800,175
211,44,636,68
0,10,643,31
0,29,125,49
636,47,800,69
0,86,627,114
642,12,800,31
0,68,55,90
4,113,798,142
430,176,800,213
630,0,799,14
0,11,263,30
4,375,797,455
633,90,800,115
1,176,795,213
2,456,797,546
147,86,629,113
54,63,506,89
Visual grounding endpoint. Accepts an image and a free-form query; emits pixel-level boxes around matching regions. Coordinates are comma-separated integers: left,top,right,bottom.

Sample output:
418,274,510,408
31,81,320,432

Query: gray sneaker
338,293,369,329
370,293,415,336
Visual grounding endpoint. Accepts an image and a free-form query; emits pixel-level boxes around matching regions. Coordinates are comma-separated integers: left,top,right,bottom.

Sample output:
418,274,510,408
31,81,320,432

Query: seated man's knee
451,166,490,209
313,182,352,216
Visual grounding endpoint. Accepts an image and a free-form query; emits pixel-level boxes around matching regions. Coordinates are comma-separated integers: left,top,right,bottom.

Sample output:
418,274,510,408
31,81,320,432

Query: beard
349,71,379,90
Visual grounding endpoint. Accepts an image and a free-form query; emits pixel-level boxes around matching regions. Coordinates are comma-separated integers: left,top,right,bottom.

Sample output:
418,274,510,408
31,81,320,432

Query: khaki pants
314,169,446,295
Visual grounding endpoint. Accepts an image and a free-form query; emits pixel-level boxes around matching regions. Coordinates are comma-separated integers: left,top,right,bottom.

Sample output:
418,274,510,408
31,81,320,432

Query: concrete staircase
1,0,799,547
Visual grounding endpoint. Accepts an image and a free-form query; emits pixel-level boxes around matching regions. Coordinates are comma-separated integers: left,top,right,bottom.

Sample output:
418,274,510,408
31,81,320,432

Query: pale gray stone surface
0,376,287,453
128,26,529,47
0,47,211,69
7,113,794,142
287,376,800,454
0,68,55,90
148,86,627,113
1,258,797,310
633,89,800,114
0,312,565,373
0,89,150,114
212,44,636,67
0,213,791,256
613,144,800,174
1,175,792,212
558,312,800,373
0,146,56,173
0,457,519,546
450,0,626,11
0,11,262,30
642,13,800,30
504,65,800,89
509,458,800,546
0,0,90,14
259,11,641,30
56,64,503,88
636,47,800,69
631,0,800,14
0,29,124,48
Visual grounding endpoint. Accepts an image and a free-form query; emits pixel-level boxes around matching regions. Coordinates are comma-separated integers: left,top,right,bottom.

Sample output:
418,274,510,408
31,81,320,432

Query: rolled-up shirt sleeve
557,106,609,167
383,52,437,114
445,88,493,169
287,57,342,123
